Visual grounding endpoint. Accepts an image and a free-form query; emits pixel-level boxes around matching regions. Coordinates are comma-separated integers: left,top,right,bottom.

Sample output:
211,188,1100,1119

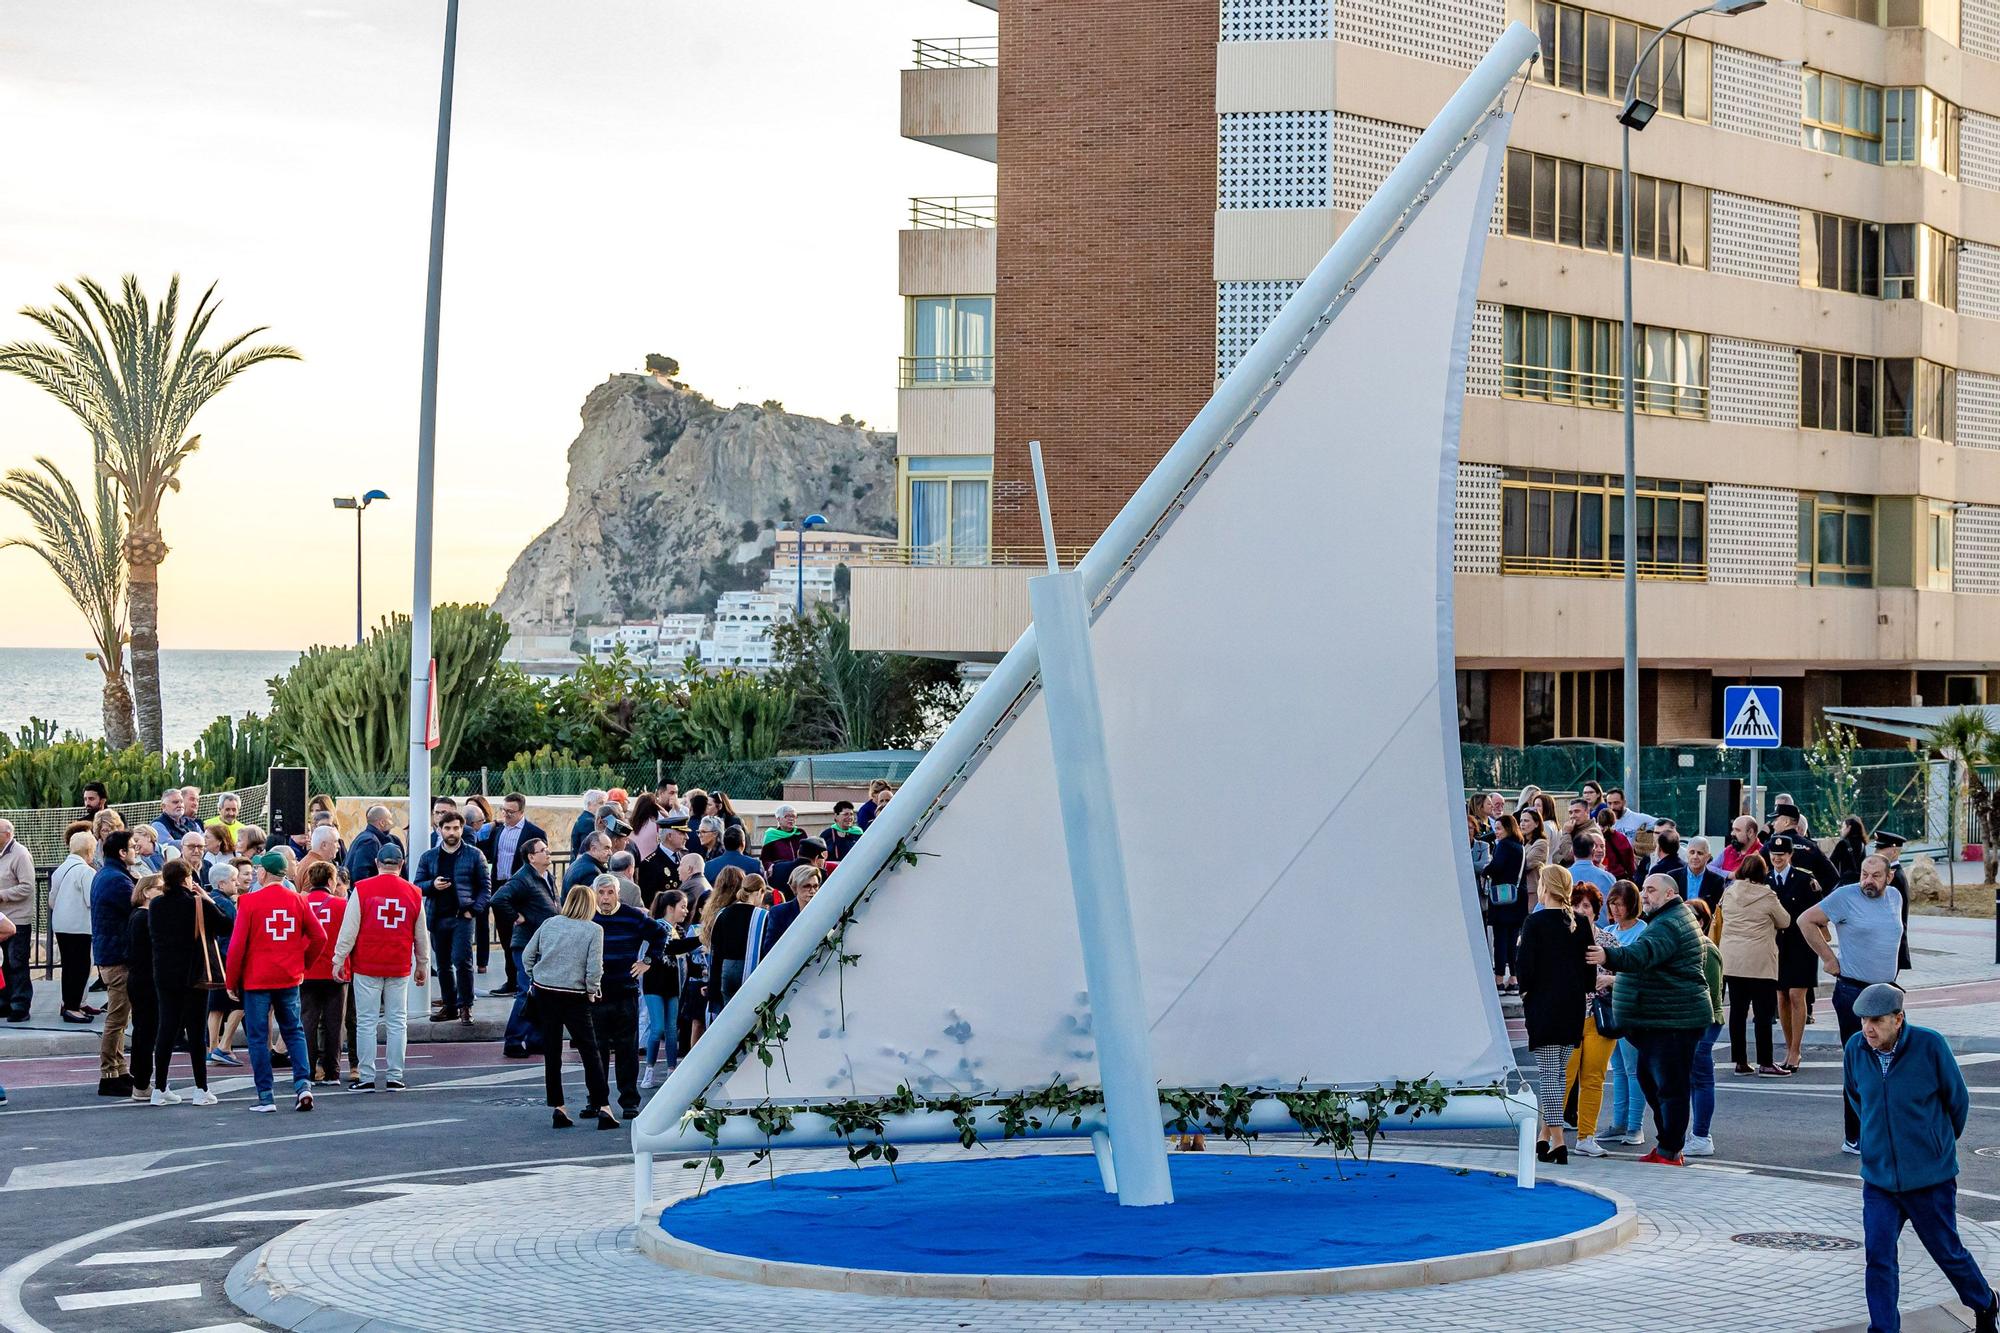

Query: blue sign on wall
1722,685,1782,749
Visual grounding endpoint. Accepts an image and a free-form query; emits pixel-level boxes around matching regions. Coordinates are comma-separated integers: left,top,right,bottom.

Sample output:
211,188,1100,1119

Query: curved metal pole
1620,5,1710,807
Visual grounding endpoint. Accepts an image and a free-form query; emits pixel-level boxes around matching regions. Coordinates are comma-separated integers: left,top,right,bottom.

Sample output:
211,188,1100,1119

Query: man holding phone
415,810,490,1026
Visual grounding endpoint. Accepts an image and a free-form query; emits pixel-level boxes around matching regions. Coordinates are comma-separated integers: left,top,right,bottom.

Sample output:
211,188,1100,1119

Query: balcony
1499,554,1708,581
902,210,996,299
900,353,994,387
1501,364,1709,419
910,195,996,229
902,39,997,161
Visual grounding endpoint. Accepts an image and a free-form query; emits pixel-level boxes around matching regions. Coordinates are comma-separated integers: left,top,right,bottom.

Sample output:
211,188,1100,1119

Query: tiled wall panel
1959,371,2000,452
1455,461,1502,574
1467,302,1504,397
1334,0,1502,69
1709,191,1800,286
1955,505,2000,595
1220,111,1332,208
1964,111,2000,195
1962,242,2000,323
1709,336,1798,429
1708,483,1797,586
1221,0,1330,39
1712,47,1802,146
1216,279,1303,377
1332,112,1421,212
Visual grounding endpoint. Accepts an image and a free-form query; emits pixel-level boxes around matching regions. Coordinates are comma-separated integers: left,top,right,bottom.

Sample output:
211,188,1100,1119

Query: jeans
641,993,678,1068
590,993,641,1111
242,986,312,1103
57,932,92,1012
351,973,410,1082
1608,1038,1645,1134
429,915,474,1012
1726,975,1777,1068
300,979,346,1081
97,965,130,1080
1,927,30,1017
492,906,519,987
153,984,209,1091
503,948,539,1052
1690,1021,1722,1138
1629,1026,1703,1158
1863,1178,1995,1332
1834,976,1869,1144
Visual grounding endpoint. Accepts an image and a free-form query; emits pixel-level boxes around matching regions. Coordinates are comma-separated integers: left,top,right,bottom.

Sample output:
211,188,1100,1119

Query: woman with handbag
1562,881,1621,1157
1683,898,1727,1156
1514,864,1593,1164
1598,880,1650,1148
146,860,231,1106
1485,814,1527,994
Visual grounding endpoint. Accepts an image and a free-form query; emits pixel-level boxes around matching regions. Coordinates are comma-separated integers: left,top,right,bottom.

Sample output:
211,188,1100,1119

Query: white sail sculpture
632,24,1543,1217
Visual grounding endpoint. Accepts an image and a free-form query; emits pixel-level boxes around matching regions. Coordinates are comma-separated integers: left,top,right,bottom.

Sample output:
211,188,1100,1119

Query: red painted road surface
0,1040,522,1089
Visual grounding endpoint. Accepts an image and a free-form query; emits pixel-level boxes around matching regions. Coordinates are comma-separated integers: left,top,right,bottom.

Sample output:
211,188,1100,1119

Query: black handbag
1590,988,1620,1039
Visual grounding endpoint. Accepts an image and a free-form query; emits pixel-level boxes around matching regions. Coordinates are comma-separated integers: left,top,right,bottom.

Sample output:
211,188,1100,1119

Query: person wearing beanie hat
224,850,329,1112
1846,983,1998,1333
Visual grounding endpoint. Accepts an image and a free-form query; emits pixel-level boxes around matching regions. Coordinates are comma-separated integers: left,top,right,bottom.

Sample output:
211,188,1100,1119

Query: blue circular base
657,1153,1616,1277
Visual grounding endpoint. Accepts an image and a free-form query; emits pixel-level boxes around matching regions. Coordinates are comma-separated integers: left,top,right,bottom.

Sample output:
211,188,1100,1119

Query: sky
0,0,995,650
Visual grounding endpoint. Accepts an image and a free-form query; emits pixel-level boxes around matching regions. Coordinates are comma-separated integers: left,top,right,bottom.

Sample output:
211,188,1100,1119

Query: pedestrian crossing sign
1723,685,1782,748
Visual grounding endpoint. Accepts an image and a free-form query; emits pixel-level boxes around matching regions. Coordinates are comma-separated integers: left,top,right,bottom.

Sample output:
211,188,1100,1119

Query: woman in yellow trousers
1563,881,1620,1157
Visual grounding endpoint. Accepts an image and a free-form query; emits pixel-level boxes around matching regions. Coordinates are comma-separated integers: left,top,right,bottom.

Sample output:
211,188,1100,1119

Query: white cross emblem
376,898,408,930
310,902,334,927
266,909,296,943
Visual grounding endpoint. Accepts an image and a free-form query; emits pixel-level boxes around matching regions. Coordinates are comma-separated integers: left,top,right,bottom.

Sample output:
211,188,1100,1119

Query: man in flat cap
1845,982,1997,1333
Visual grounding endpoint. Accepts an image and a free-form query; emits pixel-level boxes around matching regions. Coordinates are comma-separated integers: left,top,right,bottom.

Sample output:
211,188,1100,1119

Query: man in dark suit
483,793,546,996
1673,835,1728,910
1645,821,1687,882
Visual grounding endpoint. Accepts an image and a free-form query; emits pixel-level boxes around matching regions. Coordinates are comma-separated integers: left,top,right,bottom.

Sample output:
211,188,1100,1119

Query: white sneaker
295,1089,314,1113
1842,1139,1861,1156
149,1087,183,1107
191,1088,219,1107
1612,1129,1646,1145
250,1101,278,1113
1683,1135,1715,1157
638,1066,656,1091
1572,1135,1607,1158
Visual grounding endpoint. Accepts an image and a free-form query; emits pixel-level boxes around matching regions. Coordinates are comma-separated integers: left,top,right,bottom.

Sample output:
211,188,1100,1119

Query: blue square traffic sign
1723,685,1782,749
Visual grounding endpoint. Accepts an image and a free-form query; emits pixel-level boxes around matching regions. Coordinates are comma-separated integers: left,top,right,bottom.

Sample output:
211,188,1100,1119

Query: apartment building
856,0,2000,747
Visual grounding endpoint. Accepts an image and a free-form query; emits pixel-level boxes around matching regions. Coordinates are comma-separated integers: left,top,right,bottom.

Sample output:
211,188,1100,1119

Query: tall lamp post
332,489,389,644
792,513,827,615
1617,0,1763,807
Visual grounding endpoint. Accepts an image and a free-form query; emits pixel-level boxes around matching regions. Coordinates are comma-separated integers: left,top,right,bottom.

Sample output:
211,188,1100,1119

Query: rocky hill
492,370,896,637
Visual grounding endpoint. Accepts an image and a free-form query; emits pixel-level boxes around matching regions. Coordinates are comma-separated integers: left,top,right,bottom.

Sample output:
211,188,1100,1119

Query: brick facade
993,0,1219,549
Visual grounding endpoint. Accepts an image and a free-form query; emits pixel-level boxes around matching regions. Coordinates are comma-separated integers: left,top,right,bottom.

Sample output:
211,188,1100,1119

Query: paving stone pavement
239,1140,2000,1332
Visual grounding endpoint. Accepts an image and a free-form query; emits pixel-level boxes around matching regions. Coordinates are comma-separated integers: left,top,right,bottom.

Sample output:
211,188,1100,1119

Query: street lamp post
793,513,827,615
332,489,390,644
1617,0,1764,808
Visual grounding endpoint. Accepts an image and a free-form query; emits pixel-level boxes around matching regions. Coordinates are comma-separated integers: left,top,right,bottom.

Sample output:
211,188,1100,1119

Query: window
1929,503,1953,589
904,296,993,385
1502,307,1706,417
1499,469,1707,578
1803,72,1884,162
1945,674,1987,705
1456,670,1490,744
1799,353,1955,439
1883,86,1960,174
1523,669,1624,743
1520,1,1711,121
1801,216,1957,307
1503,149,1707,266
902,456,991,564
1797,492,1875,586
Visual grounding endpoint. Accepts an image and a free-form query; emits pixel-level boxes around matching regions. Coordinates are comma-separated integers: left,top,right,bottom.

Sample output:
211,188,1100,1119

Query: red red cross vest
351,874,423,978
303,890,343,981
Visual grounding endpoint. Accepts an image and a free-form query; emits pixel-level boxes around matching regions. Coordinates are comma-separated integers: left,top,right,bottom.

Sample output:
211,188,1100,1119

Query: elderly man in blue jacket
1846,983,1998,1332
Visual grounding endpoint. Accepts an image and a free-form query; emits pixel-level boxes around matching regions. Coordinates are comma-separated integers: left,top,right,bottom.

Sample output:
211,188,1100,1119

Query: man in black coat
1672,836,1728,910
345,806,404,884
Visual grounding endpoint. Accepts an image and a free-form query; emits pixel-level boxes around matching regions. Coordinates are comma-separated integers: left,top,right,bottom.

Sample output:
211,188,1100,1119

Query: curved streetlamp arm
1625,4,1725,108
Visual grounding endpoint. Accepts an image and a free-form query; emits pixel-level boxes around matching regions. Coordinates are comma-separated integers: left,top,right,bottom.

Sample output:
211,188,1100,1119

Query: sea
0,648,300,754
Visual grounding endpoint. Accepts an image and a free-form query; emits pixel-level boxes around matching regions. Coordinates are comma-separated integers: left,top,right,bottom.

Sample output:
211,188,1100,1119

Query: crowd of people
1472,782,1915,1164
4,777,893,1128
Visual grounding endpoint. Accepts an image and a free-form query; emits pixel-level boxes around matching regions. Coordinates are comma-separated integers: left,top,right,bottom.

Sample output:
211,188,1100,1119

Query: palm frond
0,453,126,668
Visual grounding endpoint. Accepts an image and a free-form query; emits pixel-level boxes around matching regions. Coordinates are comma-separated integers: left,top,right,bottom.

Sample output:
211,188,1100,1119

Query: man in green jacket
1847,984,1998,1333
1586,873,1711,1166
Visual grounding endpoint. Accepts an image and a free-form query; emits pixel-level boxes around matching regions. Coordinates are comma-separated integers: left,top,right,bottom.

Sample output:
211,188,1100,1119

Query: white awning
1823,704,1998,742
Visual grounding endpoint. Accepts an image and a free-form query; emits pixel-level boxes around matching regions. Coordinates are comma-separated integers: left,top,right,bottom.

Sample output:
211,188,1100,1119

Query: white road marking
0,1152,624,1333
54,1282,202,1310
0,1119,461,1189
345,1183,446,1196
203,1209,332,1223
79,1247,236,1266
173,1324,264,1333
419,1067,545,1089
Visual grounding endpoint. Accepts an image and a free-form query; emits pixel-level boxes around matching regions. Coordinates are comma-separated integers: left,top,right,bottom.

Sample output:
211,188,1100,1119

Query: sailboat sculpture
632,24,1544,1215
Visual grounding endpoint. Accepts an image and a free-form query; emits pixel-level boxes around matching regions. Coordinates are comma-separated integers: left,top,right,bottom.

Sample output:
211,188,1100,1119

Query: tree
770,604,963,752
0,439,136,748
645,353,679,377
0,275,299,752
1925,708,2000,887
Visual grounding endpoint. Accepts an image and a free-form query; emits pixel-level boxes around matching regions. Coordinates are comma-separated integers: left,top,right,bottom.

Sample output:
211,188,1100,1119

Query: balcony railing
1501,364,1708,418
858,544,1093,568
910,195,998,229
900,354,994,387
912,35,998,68
1500,554,1708,581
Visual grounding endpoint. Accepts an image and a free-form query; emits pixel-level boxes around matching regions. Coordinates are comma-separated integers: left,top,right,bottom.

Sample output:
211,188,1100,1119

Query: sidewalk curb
227,1241,425,1333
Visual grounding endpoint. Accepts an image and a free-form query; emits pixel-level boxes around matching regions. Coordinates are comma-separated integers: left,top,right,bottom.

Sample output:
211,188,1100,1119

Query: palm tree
0,437,137,749
0,275,299,752
1924,707,1999,890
